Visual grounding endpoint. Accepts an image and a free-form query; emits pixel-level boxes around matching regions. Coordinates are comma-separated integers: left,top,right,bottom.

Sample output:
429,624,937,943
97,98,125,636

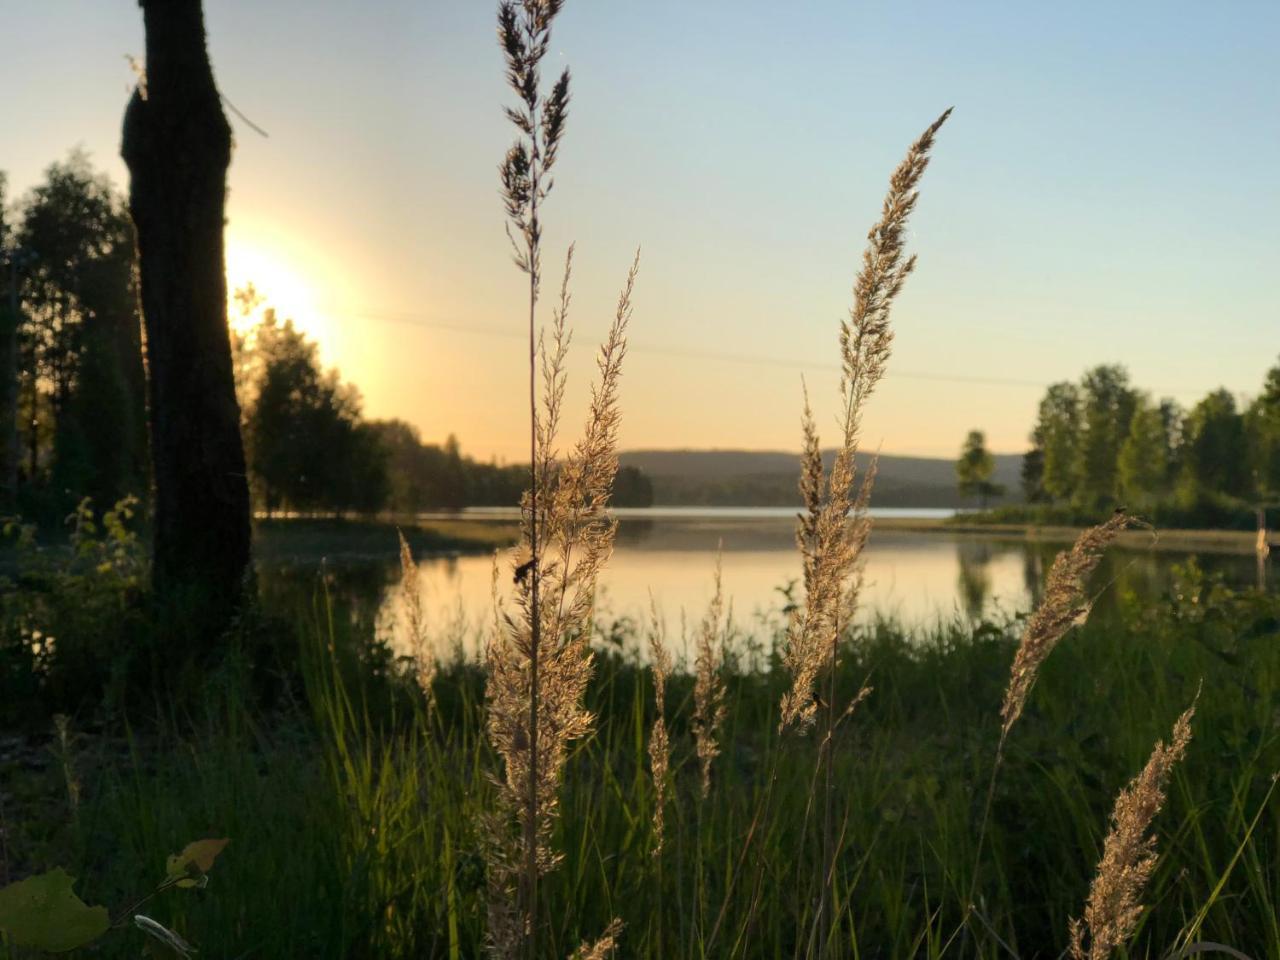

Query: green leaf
165,837,230,887
0,868,110,952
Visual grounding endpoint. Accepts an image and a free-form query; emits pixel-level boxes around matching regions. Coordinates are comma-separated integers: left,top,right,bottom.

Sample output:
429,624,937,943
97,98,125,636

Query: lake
256,508,1275,663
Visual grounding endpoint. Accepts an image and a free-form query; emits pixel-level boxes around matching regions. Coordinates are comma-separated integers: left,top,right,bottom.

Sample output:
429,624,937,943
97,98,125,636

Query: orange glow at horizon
224,236,336,355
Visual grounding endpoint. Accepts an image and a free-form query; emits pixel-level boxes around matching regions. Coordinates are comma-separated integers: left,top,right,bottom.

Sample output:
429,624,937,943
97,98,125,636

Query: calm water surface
259,508,1274,660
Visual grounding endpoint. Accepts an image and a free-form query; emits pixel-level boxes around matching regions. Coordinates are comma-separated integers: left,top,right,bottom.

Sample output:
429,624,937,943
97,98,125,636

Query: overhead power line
341,308,1208,398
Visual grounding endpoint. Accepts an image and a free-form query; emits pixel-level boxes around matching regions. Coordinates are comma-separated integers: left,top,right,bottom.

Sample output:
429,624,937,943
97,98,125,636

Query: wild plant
1069,698,1196,960
646,594,671,855
692,553,728,800
398,530,436,710
486,1,637,955
774,108,951,958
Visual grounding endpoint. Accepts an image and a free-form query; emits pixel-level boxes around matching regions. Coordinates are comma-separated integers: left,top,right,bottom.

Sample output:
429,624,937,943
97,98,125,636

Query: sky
3,1,1278,462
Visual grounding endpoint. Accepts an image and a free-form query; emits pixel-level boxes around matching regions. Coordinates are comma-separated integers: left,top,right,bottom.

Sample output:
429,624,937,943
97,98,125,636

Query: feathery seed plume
779,109,950,733
1069,697,1196,960
398,531,436,710
569,918,623,960
646,594,672,854
1001,511,1141,738
693,552,728,799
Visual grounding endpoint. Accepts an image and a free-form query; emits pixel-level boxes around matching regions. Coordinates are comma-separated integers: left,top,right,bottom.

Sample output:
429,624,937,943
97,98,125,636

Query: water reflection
256,515,1276,660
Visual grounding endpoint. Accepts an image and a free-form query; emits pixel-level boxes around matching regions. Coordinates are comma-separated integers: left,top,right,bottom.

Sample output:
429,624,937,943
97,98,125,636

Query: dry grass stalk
1068,698,1196,960
569,918,623,960
779,109,951,734
1000,511,1140,739
398,531,436,710
490,1,577,952
646,594,672,854
484,251,637,954
693,552,728,799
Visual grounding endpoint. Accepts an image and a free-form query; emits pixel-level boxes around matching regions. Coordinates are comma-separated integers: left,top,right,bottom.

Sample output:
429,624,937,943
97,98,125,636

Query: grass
6,562,1278,959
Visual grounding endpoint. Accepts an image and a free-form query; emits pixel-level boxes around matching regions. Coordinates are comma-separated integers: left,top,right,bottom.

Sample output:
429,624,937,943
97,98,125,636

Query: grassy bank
252,515,519,563
870,514,1275,556
7,562,1279,958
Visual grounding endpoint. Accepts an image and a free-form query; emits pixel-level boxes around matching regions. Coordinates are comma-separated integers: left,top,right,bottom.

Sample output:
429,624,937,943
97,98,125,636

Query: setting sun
224,235,333,352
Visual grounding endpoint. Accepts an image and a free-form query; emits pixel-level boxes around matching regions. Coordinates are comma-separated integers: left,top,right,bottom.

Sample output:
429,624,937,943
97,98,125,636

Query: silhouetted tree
14,154,147,517
238,310,386,516
613,464,654,507
0,173,17,508
122,0,252,648
956,429,1003,508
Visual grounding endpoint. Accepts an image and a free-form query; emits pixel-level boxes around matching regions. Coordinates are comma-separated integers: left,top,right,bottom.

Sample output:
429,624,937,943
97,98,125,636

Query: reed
646,595,672,855
398,531,436,710
692,553,728,800
1069,697,1197,960
488,3,636,955
776,108,950,958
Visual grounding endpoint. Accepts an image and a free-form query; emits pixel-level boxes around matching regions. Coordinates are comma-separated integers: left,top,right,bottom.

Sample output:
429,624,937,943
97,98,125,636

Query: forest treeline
0,153,654,526
1012,362,1280,527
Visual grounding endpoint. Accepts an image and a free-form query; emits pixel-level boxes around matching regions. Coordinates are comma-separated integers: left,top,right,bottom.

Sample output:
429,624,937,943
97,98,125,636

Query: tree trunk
121,0,252,652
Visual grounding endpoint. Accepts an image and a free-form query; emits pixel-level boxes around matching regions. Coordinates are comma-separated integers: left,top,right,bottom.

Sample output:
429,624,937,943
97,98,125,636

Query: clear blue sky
4,1,1278,460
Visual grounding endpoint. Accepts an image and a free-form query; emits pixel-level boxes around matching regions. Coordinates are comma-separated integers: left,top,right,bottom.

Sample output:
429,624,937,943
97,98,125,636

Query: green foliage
0,868,108,953
1036,381,1081,502
1075,364,1137,507
1019,365,1275,527
956,429,1003,506
1246,357,1280,501
165,838,230,888
0,835,231,956
1180,388,1249,501
18,574,1278,958
0,497,146,723
1117,395,1170,507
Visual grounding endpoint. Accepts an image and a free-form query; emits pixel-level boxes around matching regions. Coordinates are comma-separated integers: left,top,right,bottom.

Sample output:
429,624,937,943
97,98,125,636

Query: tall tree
1075,364,1136,508
1180,388,1249,500
1035,382,1081,502
122,0,251,647
1117,396,1169,508
14,154,147,515
1157,398,1184,487
0,173,17,508
1246,358,1280,503
238,309,387,516
1020,446,1046,503
956,429,1003,508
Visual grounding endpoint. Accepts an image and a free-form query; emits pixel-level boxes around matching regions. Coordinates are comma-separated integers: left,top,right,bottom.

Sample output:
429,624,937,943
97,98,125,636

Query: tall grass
29,569,1279,958
6,3,1278,958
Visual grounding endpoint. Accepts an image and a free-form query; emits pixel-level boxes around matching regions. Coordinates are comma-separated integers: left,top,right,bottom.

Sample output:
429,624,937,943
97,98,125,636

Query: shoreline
873,516,1273,555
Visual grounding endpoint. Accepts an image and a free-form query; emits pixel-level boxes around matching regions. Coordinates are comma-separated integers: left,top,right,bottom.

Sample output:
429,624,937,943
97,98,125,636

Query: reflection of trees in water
955,539,995,621
1015,536,1275,624
257,559,400,646
614,518,655,546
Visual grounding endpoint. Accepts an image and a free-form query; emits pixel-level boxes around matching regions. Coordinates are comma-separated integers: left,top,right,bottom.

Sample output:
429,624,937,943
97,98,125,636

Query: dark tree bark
121,0,252,650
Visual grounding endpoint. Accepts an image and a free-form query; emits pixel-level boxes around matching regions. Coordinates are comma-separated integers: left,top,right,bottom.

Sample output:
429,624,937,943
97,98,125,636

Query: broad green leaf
165,837,230,887
0,868,110,952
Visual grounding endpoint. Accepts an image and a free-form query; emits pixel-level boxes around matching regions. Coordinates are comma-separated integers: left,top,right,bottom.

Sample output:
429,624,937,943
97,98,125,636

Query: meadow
4,548,1279,958
2,1,1278,958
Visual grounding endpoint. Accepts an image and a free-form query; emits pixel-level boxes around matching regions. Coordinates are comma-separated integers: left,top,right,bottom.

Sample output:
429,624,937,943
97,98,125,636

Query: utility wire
342,308,1207,397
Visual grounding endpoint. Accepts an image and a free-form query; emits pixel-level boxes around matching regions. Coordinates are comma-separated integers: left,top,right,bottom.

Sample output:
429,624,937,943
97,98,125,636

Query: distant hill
617,449,1023,508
